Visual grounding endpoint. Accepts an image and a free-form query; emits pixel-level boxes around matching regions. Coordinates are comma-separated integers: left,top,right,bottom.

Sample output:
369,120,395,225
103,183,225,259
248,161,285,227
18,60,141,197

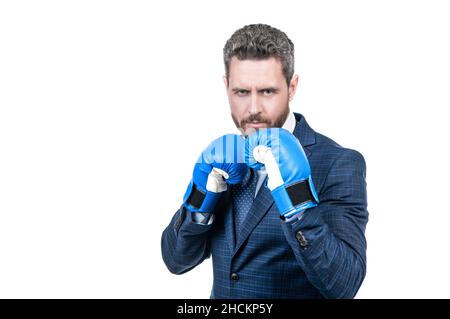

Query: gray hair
223,24,295,86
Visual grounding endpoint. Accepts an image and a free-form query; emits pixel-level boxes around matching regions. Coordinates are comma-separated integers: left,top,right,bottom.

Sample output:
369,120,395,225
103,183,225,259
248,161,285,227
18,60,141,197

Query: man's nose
248,91,263,115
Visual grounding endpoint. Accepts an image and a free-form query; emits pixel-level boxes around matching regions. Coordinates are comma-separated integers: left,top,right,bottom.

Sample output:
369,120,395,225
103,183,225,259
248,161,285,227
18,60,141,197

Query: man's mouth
245,122,267,128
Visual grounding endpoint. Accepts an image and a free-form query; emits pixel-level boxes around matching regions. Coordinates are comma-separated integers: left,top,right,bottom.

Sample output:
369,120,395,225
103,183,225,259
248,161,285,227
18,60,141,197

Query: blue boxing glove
245,128,319,219
183,134,248,213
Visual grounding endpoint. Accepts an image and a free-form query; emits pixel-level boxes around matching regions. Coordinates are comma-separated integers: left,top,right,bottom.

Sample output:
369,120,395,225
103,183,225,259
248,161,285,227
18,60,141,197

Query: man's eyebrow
231,87,280,92
231,87,249,92
257,87,280,92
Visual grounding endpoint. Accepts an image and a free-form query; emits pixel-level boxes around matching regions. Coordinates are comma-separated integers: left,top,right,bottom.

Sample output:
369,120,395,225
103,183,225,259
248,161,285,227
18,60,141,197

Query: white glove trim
253,145,284,191
205,168,228,192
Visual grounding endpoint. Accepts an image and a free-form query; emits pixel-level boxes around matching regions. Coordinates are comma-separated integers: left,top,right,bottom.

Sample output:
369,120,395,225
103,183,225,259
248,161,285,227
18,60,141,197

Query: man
161,24,368,299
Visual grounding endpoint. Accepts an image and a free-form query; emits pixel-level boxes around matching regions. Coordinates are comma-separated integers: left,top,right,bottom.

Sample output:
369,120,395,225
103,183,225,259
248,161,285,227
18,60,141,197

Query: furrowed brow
257,87,279,93
231,87,249,93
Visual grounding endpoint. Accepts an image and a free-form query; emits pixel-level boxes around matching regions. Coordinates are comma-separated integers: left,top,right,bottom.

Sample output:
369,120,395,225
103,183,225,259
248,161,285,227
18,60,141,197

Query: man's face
224,56,298,135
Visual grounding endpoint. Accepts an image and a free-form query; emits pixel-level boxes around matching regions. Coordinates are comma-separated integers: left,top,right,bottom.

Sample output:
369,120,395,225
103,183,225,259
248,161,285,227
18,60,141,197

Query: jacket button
295,230,309,248
231,273,239,281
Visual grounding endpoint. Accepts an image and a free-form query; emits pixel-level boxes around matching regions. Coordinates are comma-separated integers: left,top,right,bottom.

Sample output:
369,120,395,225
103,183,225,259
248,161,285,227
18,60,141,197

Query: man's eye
263,89,273,96
236,90,248,96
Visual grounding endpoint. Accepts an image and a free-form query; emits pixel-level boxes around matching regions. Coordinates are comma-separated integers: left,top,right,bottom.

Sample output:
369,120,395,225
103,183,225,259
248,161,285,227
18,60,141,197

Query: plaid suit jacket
161,113,368,299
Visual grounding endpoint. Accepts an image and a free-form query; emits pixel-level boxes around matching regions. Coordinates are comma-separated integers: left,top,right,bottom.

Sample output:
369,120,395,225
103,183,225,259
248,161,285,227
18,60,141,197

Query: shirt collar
282,111,296,134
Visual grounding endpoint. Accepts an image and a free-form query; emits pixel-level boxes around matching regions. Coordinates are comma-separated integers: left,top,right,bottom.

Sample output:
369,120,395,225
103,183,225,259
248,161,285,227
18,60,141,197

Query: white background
1,0,449,298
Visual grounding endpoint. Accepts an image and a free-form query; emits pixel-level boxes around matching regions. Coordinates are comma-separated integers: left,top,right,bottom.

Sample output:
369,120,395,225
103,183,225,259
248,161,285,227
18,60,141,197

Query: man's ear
223,75,228,89
288,74,299,101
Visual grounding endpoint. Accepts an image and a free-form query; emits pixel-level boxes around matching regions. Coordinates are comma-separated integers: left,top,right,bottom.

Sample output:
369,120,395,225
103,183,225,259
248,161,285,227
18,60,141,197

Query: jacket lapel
293,112,316,153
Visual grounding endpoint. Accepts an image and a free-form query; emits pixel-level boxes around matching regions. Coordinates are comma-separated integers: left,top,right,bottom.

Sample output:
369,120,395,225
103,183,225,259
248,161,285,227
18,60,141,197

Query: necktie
231,169,258,234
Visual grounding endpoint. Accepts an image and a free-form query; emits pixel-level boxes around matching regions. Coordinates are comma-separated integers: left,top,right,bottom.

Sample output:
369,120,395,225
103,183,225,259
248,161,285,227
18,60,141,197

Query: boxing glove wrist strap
186,183,206,210
272,178,317,219
285,179,315,207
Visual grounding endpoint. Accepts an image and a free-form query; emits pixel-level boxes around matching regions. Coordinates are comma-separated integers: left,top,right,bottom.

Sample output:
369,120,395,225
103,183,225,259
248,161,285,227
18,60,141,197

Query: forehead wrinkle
228,58,285,90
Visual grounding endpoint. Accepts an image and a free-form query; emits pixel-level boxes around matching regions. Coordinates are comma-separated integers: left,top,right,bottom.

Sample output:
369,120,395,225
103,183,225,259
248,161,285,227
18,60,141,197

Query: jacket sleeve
161,205,213,275
281,148,369,298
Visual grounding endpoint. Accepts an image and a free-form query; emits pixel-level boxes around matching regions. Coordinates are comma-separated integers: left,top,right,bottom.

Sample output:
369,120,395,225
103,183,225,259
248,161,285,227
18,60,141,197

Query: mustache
241,114,270,125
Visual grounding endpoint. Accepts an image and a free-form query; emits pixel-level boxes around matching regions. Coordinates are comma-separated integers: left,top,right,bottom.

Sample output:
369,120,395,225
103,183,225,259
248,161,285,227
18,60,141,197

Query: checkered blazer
161,113,368,299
